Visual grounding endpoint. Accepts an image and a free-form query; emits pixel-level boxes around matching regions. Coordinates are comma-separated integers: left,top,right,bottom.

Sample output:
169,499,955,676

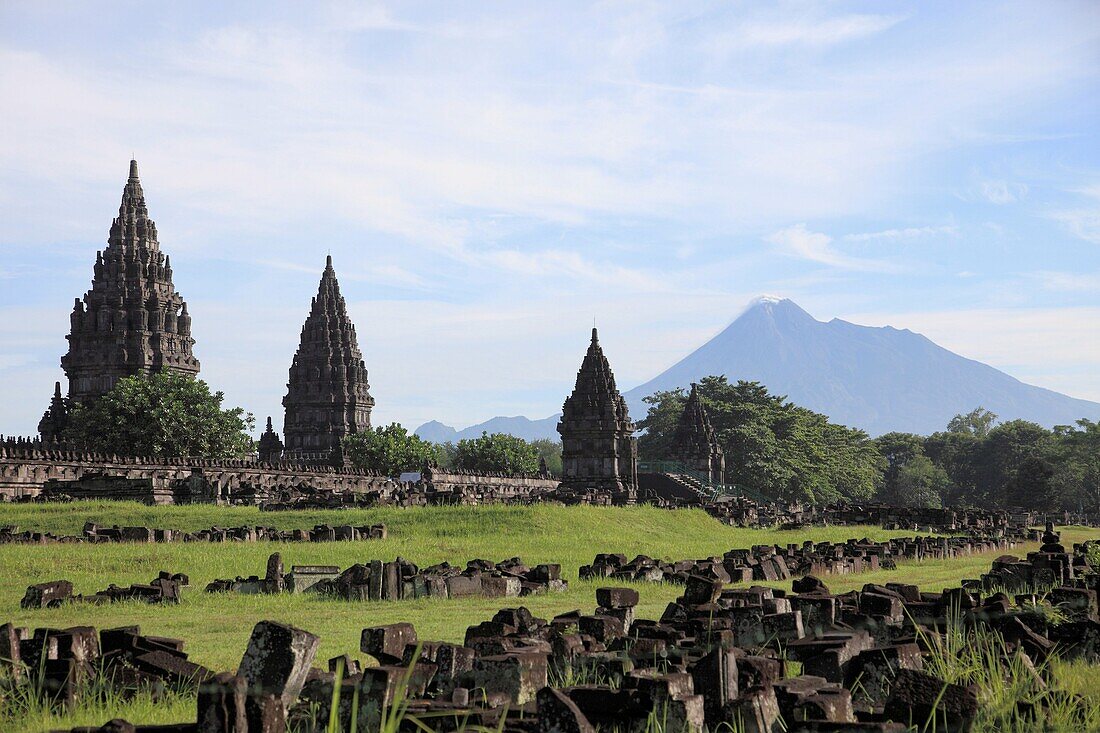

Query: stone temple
670,383,725,484
280,256,374,460
39,160,200,440
557,328,637,499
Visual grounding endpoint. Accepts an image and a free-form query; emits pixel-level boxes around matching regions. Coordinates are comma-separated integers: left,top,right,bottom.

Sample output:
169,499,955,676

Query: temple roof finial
128,159,139,181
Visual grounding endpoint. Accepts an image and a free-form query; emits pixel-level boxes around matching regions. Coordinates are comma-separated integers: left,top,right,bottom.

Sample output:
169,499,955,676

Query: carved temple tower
670,383,725,484
557,328,637,499
281,256,374,459
42,160,200,440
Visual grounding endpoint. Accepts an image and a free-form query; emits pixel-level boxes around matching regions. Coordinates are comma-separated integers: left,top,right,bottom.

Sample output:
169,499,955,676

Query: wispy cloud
843,226,958,242
737,14,904,47
768,224,898,272
1032,270,1100,291
979,180,1028,204
1049,184,1100,244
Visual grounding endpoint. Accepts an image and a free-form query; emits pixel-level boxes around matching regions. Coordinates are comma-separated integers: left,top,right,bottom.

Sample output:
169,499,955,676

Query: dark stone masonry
670,383,725,485
41,160,200,440
280,256,375,461
0,521,386,545
204,554,568,600
557,328,638,502
4,530,1094,732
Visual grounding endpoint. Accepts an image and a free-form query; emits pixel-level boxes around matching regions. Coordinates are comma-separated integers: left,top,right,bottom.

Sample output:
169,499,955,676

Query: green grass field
0,501,1097,731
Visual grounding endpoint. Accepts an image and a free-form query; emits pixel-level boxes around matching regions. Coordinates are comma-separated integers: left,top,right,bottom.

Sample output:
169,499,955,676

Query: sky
1,1,1099,437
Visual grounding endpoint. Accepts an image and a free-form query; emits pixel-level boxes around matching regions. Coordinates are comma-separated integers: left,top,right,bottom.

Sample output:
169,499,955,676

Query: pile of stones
581,534,1018,585
977,521,1089,592
20,573,188,608
42,540,1100,733
205,553,568,601
1,621,212,710
0,521,387,544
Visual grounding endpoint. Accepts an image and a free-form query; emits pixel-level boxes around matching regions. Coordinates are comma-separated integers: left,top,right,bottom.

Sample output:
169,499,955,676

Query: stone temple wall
417,466,560,502
0,443,390,501
0,443,561,505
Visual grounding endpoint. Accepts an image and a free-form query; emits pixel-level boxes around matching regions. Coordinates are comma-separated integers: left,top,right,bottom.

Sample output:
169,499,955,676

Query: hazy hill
415,414,561,443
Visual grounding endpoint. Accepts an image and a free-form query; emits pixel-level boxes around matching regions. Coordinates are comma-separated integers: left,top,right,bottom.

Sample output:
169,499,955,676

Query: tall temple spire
557,327,637,499
47,159,200,429
670,383,725,484
282,257,375,460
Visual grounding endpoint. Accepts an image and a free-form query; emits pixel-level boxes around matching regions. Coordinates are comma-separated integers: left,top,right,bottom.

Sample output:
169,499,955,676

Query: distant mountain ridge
416,297,1100,439
415,414,561,443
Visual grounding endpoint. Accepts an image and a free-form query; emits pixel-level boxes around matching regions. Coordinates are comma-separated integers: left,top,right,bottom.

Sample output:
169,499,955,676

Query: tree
1007,453,1058,510
639,376,881,503
874,432,928,502
891,455,949,508
453,432,541,474
63,371,253,458
947,407,998,438
1050,420,1100,511
530,438,563,476
343,423,445,476
972,420,1052,507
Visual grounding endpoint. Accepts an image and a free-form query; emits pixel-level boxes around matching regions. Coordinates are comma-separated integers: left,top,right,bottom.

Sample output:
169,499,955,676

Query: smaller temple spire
37,381,70,445
257,416,284,463
670,382,725,485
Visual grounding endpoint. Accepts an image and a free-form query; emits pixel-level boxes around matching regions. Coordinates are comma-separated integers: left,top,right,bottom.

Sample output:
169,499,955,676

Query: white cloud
767,224,897,272
843,225,958,242
979,180,1028,204
736,14,904,47
1049,184,1100,243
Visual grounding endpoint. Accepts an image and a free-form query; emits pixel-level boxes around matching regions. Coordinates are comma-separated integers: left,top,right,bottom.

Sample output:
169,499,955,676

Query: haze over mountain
418,297,1100,440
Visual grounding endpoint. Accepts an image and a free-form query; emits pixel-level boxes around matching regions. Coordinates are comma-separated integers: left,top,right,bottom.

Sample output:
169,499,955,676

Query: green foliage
947,406,999,437
639,376,881,503
453,432,541,474
919,609,1100,732
892,455,949,508
63,371,253,458
530,438,563,476
343,423,445,476
641,381,1099,509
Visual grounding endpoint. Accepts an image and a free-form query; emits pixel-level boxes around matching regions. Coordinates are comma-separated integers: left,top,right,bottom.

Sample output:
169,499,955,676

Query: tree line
342,424,563,477
639,376,1100,510
58,372,1099,510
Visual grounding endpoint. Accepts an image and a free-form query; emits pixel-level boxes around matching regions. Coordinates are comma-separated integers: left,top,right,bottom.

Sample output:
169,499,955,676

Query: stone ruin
580,532,1024,586
0,521,386,545
205,553,567,601
11,530,1095,732
21,573,188,608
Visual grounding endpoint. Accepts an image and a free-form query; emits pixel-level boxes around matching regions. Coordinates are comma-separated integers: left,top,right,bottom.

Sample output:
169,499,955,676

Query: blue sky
1,1,1099,436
